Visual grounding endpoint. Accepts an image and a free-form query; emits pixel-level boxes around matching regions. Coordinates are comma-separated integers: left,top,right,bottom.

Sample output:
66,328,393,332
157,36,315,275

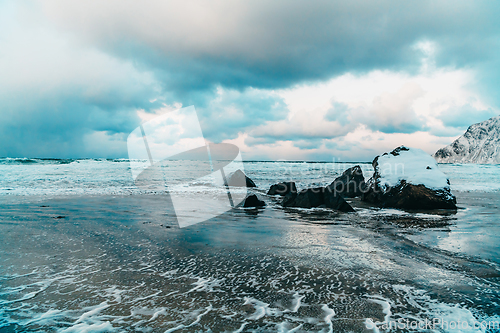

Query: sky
1,0,499,161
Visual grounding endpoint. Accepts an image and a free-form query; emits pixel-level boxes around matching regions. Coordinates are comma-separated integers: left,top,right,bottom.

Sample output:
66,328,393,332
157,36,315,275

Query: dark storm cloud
0,2,163,158
41,0,500,96
0,88,158,158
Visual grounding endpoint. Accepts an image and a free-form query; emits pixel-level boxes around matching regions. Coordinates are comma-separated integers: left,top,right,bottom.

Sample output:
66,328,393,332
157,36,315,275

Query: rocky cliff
434,115,500,164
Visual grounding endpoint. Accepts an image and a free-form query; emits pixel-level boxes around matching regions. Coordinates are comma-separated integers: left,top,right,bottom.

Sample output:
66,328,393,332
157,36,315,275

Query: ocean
0,158,499,332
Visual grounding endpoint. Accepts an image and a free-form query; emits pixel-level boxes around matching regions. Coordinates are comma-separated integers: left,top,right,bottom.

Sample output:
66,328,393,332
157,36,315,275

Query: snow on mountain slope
434,115,500,164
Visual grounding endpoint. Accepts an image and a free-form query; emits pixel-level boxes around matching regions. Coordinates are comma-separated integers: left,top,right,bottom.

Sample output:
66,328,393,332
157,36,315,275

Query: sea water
0,158,499,332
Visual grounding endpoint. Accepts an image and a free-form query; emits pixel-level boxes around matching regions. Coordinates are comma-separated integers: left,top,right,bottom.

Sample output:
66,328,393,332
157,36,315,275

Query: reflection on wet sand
0,192,499,332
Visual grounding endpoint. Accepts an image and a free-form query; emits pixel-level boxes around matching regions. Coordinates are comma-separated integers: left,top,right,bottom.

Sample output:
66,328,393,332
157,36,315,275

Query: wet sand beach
1,190,499,332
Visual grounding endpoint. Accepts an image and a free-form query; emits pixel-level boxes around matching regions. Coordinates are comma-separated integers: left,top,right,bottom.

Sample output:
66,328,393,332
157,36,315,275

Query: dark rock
283,187,354,212
326,165,366,198
323,187,356,212
389,145,410,156
227,169,256,187
268,182,297,196
363,180,457,210
52,216,66,219
282,191,298,207
289,187,324,209
243,194,266,208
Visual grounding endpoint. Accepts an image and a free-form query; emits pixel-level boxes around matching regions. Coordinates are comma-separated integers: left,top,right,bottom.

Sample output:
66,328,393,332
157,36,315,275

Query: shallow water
0,160,499,332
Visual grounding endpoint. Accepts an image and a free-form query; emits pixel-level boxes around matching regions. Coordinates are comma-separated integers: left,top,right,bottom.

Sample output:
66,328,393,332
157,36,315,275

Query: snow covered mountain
434,115,500,164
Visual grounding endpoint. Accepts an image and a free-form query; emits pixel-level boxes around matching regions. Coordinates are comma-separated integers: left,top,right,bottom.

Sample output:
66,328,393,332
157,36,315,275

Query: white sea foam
59,321,116,333
276,322,303,332
243,297,281,320
164,304,212,333
24,309,66,326
382,285,500,333
366,294,392,324
321,304,335,333
288,292,304,313
1,257,497,333
187,277,224,293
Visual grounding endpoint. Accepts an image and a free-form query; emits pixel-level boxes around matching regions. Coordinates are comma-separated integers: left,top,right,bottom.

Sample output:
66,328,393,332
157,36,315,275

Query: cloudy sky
1,1,499,161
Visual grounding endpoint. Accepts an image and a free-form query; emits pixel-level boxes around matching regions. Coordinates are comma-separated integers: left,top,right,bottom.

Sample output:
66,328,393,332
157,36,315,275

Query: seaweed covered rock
362,146,457,210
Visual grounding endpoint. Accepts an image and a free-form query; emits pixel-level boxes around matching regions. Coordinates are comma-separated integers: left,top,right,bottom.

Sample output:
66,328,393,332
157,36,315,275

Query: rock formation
363,146,457,209
326,165,366,198
227,169,257,187
243,194,266,208
283,187,354,212
267,182,297,196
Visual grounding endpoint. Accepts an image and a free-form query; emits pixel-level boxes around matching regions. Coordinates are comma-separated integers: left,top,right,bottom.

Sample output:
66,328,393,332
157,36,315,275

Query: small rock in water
267,182,297,196
227,169,257,187
52,216,66,219
243,194,266,208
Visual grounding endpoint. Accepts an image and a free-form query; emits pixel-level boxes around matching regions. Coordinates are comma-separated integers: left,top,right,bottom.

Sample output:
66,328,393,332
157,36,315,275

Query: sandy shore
1,192,499,332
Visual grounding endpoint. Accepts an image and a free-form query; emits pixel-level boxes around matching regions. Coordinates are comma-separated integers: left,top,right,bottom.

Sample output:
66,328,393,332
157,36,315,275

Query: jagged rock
287,187,324,208
282,191,298,207
323,187,356,212
283,187,354,212
363,146,457,209
267,182,297,196
326,165,366,198
243,194,266,208
434,115,500,164
227,169,256,187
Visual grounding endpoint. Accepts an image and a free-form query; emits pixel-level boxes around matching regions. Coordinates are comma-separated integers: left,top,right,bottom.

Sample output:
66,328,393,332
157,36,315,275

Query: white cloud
228,59,498,160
